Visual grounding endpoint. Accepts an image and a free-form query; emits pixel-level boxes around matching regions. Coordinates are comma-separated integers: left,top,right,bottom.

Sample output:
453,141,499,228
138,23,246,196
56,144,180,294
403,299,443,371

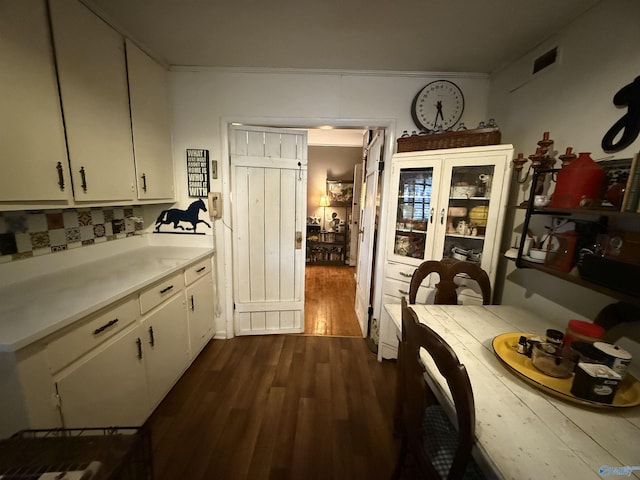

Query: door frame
218,116,397,339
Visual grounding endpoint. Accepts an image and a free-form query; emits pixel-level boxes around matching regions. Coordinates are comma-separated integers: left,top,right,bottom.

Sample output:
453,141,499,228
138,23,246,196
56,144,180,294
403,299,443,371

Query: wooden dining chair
392,297,484,480
409,258,492,305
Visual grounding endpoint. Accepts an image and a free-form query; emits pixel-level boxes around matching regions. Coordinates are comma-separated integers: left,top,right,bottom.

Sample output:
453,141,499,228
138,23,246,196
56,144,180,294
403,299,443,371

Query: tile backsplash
0,207,144,263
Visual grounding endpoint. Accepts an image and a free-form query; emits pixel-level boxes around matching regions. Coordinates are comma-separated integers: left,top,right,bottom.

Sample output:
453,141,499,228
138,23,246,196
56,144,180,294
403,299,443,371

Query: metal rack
515,167,640,306
0,427,153,480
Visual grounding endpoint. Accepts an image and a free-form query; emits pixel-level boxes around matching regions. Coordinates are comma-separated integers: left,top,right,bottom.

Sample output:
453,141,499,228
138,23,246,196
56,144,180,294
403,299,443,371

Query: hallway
304,265,362,337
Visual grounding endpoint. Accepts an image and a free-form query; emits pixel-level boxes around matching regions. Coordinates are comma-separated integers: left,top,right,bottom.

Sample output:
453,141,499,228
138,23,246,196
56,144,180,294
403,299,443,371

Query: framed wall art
326,180,354,206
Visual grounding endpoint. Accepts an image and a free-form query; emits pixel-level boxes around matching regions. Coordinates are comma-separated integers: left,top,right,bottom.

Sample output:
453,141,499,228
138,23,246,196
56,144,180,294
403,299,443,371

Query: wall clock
411,80,464,132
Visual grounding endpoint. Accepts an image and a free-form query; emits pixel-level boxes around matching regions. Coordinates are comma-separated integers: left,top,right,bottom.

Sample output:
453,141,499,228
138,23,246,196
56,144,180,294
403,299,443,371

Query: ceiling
85,0,600,73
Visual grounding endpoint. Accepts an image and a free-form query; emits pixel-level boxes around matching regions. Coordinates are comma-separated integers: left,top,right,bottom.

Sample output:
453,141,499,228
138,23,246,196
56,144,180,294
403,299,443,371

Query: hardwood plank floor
146,335,398,480
304,265,362,337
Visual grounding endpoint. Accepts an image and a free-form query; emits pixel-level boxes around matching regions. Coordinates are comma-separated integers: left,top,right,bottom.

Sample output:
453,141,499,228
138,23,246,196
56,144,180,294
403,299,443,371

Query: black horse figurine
155,199,211,233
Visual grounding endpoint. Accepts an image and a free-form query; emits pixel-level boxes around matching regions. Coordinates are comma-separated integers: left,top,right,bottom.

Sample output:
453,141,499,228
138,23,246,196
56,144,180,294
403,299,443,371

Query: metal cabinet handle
136,337,143,359
196,266,206,273
93,318,118,335
56,162,64,191
148,326,155,346
190,295,195,311
79,166,87,192
430,208,434,224
398,289,409,295
399,271,413,278
159,285,174,294
141,173,147,193
440,208,445,225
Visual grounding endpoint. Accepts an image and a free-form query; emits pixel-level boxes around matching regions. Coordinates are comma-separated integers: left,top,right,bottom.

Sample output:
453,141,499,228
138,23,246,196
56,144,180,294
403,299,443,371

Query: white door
354,130,384,336
349,164,363,266
230,125,307,335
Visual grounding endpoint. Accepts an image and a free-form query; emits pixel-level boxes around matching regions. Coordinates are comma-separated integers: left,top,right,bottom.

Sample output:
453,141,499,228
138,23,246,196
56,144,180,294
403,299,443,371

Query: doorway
221,119,393,341
303,128,384,339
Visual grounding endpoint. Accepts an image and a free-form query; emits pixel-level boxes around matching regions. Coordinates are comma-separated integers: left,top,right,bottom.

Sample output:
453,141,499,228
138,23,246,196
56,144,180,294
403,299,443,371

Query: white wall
489,0,640,323
167,68,490,337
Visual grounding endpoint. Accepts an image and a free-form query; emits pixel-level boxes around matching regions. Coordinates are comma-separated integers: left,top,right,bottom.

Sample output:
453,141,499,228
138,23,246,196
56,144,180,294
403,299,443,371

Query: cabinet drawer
383,277,433,304
184,257,211,286
140,272,184,315
47,297,137,374
385,262,418,283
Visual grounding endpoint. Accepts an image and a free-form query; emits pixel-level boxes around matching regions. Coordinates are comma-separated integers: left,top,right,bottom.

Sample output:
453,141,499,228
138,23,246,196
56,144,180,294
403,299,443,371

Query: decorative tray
492,333,640,408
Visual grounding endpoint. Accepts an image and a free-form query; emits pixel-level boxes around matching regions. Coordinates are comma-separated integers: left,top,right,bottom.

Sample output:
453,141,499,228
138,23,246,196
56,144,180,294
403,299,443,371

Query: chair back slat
409,258,491,305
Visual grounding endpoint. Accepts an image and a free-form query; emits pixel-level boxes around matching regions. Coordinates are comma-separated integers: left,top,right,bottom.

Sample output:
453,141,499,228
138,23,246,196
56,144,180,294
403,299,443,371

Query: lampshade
319,195,330,207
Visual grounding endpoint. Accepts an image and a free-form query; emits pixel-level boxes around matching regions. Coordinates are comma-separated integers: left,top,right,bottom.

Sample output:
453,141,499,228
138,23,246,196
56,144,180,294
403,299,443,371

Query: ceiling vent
533,47,558,74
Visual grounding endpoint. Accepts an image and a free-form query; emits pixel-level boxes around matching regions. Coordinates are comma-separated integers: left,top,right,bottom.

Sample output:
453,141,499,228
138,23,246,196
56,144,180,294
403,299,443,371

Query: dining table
384,303,640,480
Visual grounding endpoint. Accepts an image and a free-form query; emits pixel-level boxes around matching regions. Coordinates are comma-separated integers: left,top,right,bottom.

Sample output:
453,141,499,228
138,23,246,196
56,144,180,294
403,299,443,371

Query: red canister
550,152,605,208
564,319,605,348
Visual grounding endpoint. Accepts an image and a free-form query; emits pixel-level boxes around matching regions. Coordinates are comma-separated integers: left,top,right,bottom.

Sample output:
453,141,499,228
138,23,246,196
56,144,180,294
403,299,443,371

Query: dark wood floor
146,334,398,480
304,265,362,337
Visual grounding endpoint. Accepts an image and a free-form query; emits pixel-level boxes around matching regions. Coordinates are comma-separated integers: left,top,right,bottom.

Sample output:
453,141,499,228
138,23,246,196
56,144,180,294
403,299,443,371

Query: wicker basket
397,127,501,152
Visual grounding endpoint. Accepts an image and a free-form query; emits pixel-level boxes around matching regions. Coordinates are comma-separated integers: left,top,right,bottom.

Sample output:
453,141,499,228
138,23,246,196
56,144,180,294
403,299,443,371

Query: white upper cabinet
0,0,71,204
49,0,136,203
126,40,175,201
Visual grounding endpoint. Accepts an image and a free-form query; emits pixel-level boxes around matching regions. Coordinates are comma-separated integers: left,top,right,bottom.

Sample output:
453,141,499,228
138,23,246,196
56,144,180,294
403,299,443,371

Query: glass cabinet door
391,165,438,263
440,162,497,266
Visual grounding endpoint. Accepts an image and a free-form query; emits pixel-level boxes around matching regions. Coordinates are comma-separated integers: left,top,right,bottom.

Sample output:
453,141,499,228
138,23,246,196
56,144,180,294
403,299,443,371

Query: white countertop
0,236,213,352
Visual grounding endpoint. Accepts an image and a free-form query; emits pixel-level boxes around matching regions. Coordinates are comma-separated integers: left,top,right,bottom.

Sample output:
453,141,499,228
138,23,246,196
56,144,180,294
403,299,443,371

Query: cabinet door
433,151,510,286
186,273,215,358
126,40,175,201
49,0,136,203
142,294,189,408
56,325,149,428
0,0,71,203
386,157,444,266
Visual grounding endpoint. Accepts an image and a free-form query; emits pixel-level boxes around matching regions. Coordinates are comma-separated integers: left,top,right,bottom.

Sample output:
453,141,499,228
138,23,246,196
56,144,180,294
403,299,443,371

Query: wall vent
533,47,558,74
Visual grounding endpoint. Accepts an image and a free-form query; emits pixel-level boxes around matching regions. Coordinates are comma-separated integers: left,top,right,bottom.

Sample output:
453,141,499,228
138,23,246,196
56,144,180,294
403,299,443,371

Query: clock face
411,80,464,132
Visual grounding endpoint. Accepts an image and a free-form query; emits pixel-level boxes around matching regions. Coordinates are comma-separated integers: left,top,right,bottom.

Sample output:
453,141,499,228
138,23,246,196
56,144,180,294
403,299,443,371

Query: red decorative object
549,152,606,208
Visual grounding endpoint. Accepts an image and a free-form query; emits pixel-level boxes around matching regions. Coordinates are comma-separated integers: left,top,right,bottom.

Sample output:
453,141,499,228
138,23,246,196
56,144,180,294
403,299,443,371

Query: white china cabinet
378,144,513,360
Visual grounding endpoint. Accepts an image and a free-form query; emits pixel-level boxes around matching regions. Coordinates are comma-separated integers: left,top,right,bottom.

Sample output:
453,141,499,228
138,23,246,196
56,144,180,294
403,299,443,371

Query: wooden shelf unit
306,224,348,266
514,168,640,306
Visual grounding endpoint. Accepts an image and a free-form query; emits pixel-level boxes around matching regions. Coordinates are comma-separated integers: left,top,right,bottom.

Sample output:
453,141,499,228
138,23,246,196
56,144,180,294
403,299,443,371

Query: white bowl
451,185,478,198
529,248,547,261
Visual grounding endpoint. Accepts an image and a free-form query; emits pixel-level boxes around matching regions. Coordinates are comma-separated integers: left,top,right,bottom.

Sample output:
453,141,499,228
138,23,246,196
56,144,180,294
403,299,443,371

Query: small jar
545,329,564,348
517,335,528,354
564,319,605,348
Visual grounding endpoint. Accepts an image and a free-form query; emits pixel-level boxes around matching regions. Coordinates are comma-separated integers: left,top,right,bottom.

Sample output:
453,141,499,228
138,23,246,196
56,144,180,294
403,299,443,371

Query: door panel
354,130,384,336
231,126,307,335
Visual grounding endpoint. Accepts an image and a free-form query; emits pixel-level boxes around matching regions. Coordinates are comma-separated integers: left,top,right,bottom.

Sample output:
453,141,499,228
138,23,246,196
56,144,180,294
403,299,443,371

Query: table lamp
319,195,330,231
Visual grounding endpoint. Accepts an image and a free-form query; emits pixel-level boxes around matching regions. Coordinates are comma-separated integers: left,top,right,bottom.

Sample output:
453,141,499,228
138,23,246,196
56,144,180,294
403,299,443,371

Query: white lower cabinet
55,324,149,428
0,255,215,437
142,294,189,409
186,270,215,358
